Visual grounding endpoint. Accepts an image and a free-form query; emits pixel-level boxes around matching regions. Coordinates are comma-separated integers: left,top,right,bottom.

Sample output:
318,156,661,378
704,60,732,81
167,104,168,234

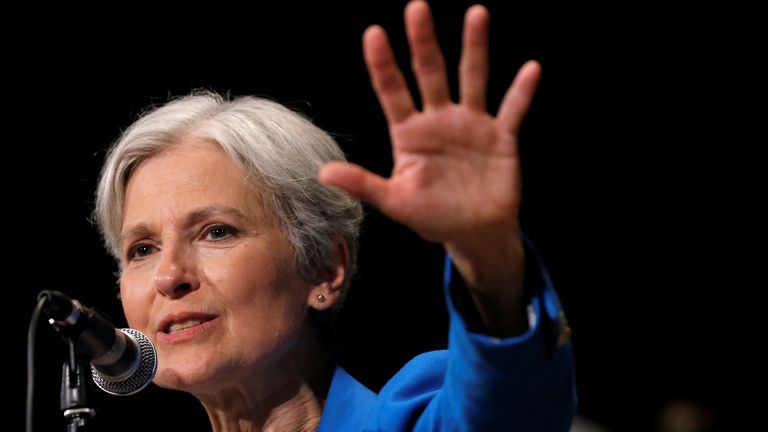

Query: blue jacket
319,239,577,431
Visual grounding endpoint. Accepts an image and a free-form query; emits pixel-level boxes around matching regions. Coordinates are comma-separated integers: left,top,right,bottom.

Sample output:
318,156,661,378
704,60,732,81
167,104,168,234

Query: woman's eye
130,244,155,260
206,225,236,241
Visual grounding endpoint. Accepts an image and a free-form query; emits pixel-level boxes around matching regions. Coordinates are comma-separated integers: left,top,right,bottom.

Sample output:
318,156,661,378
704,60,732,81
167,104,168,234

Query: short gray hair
95,92,363,299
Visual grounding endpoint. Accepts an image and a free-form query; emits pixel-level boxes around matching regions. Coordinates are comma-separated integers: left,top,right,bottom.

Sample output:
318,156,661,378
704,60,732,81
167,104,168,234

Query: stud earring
317,294,326,303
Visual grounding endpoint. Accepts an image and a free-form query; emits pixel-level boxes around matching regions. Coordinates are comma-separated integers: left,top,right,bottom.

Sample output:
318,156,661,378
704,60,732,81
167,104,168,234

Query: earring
317,294,326,303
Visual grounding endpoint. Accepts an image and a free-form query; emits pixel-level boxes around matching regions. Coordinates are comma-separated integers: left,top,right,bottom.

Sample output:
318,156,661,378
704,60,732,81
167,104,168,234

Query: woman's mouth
157,313,219,344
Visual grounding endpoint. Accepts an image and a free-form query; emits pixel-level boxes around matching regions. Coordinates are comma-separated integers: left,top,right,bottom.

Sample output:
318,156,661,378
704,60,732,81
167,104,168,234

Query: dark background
13,1,749,431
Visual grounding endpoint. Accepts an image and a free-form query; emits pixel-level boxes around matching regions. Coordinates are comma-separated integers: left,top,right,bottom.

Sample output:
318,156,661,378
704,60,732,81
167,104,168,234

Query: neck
193,318,333,432
200,379,323,432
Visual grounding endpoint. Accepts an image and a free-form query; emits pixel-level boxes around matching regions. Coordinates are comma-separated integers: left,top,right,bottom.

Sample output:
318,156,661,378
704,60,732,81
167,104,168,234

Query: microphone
38,290,157,396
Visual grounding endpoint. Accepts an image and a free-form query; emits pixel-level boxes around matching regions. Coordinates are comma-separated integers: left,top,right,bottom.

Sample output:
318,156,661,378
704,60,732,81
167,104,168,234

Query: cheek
204,248,309,326
119,275,151,331
202,246,284,301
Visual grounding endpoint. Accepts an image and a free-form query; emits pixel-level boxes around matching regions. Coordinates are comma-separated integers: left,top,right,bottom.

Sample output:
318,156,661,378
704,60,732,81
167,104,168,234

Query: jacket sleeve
414,235,577,431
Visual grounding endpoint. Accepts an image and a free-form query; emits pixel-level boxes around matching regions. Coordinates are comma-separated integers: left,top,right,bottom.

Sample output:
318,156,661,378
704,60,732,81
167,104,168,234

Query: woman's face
119,139,313,392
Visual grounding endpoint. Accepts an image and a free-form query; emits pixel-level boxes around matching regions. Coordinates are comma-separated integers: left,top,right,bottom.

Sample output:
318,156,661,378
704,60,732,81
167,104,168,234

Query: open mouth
158,313,219,342
166,318,214,333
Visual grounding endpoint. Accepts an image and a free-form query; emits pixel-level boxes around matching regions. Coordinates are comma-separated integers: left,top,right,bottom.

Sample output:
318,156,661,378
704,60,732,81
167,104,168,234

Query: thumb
319,162,390,209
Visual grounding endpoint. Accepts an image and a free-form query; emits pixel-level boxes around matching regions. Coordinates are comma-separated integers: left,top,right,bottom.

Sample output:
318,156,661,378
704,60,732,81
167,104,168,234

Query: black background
13,1,749,431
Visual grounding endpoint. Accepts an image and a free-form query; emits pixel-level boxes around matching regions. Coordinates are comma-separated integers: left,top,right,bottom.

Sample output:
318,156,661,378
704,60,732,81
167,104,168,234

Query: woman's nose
154,245,200,299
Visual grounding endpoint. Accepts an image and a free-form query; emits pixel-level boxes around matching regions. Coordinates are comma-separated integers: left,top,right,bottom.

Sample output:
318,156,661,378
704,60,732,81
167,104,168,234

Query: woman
95,2,575,430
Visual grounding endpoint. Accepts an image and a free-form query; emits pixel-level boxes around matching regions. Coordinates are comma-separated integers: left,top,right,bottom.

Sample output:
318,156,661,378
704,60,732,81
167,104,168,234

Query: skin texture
118,1,540,430
120,139,345,431
320,1,539,336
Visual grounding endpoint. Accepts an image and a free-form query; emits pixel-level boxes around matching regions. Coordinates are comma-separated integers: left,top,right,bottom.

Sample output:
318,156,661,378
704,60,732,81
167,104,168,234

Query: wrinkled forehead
120,139,273,235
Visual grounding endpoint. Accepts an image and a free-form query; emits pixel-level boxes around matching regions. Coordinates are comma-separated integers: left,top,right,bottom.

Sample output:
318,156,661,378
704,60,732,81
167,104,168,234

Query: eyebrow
119,206,250,244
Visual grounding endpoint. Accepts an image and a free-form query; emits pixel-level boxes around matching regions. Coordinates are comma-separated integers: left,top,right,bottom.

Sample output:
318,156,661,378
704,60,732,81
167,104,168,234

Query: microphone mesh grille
90,328,157,396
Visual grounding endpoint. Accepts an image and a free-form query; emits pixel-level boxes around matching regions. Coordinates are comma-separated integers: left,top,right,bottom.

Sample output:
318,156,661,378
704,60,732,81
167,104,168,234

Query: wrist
445,227,524,290
445,229,528,336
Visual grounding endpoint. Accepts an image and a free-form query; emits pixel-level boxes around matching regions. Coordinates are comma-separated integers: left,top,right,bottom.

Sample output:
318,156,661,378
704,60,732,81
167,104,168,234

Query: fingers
459,5,490,111
497,60,542,136
319,162,390,210
363,26,417,125
405,0,451,108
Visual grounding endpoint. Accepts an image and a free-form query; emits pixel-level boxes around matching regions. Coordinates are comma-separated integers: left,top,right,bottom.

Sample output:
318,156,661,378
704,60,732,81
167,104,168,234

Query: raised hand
320,1,540,335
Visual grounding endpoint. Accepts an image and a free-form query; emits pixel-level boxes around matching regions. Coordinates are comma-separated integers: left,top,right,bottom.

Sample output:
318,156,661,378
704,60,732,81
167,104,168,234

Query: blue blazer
319,238,577,431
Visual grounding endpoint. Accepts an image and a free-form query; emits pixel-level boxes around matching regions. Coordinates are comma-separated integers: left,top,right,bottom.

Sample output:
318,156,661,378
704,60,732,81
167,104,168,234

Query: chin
152,350,230,393
153,364,230,394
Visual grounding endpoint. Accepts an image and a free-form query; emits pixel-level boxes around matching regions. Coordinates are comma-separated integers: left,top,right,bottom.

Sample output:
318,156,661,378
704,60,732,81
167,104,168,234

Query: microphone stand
60,339,96,432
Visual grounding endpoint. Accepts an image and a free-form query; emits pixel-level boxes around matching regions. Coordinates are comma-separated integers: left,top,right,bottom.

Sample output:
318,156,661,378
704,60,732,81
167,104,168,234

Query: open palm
320,2,541,252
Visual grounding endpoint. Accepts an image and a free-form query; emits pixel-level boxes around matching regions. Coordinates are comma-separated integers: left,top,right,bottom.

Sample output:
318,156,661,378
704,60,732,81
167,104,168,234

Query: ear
307,239,349,311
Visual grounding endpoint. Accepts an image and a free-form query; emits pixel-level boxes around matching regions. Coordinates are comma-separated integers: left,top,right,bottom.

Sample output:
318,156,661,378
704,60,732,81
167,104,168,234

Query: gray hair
94,92,363,300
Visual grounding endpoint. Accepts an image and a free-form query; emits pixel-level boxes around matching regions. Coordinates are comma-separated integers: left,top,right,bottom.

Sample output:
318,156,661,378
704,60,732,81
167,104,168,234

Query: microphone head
90,328,157,396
